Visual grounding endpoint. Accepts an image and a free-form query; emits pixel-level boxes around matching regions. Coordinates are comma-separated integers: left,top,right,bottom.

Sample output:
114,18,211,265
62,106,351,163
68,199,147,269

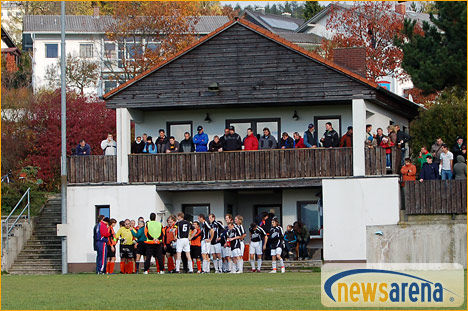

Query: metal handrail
1,188,30,254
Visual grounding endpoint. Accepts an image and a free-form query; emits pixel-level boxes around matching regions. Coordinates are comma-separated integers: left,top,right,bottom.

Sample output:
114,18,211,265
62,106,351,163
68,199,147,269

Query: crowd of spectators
400,136,466,183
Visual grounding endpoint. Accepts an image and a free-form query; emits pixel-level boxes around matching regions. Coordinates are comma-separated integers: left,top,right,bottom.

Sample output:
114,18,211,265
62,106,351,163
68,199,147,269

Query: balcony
67,147,402,187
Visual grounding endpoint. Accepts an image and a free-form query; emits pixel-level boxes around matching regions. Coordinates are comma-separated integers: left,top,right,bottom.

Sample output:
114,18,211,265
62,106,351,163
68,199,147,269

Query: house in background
1,26,21,67
22,13,229,96
296,2,433,99
59,18,433,272
243,9,322,50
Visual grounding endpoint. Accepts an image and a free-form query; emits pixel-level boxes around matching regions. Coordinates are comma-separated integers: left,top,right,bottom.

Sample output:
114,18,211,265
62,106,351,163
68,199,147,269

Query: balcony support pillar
116,108,131,183
352,98,366,176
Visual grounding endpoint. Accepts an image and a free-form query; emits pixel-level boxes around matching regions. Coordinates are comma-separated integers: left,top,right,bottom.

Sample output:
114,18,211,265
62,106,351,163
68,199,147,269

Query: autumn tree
323,2,407,82
45,55,100,95
103,1,202,84
23,91,115,189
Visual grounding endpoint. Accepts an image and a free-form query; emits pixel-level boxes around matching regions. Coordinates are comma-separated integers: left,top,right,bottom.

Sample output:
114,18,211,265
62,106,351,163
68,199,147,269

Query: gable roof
103,17,379,100
1,27,17,49
23,15,229,35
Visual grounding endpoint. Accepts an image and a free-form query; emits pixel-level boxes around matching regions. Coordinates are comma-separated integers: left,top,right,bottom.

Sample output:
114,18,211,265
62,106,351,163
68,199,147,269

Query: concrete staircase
8,197,62,274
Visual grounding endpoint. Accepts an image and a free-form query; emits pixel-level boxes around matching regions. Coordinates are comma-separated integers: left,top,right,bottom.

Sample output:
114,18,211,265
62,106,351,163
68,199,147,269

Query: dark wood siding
67,156,116,183
404,180,467,215
106,24,375,109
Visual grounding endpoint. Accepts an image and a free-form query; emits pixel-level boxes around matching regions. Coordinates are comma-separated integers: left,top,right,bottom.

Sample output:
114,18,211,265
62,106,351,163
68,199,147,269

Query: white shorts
176,238,190,253
249,241,263,255
210,243,221,254
222,246,231,258
271,247,283,256
201,240,210,254
231,248,242,258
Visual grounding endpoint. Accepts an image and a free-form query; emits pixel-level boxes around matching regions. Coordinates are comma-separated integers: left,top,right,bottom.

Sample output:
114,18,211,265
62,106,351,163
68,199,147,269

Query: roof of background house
243,10,304,33
23,15,230,35
275,32,322,44
1,27,17,48
296,3,434,33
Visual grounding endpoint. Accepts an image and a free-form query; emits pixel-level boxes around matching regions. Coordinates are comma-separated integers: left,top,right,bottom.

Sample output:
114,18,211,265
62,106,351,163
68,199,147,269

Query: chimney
332,47,366,78
282,12,292,17
395,3,406,15
93,6,100,17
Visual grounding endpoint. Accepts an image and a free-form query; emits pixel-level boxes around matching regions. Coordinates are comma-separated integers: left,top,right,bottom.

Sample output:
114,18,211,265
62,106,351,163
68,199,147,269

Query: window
254,204,282,225
95,205,110,219
167,121,192,142
126,42,143,59
45,44,58,58
104,81,117,94
146,42,161,53
104,42,116,59
79,44,93,58
297,201,322,237
314,115,342,142
182,204,210,222
226,118,281,141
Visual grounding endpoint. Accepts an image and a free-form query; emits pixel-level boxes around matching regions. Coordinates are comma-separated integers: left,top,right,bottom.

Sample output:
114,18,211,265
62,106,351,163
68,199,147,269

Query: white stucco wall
365,101,410,132
31,34,104,95
322,177,400,262
67,185,164,263
162,190,225,220
133,104,353,142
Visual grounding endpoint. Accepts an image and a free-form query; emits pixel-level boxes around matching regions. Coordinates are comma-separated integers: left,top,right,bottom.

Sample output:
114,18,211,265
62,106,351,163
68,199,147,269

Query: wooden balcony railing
365,147,401,175
128,148,353,183
67,147,399,184
67,155,117,183
403,180,467,215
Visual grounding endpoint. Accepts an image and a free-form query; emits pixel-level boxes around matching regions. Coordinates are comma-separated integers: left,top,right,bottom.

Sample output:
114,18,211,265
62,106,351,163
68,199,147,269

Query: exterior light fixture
208,82,219,92
292,110,299,121
204,113,212,123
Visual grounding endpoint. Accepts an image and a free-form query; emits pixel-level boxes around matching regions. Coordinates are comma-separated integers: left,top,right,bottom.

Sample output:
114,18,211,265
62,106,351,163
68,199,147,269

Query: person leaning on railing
179,132,195,153
76,139,91,155
259,127,277,150
143,136,157,154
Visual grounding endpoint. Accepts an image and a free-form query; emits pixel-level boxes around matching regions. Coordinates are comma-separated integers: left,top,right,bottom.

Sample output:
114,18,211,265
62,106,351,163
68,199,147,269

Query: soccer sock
176,259,181,272
197,260,201,272
162,256,166,271
188,258,193,272
250,260,256,270
279,259,284,268
272,261,277,270
110,262,115,273
239,259,243,273
128,262,133,274
215,258,221,272
106,262,109,273
120,261,125,273
237,260,242,273
257,259,262,271
168,257,175,271
202,260,207,272
228,260,233,272
156,260,160,273
135,262,139,273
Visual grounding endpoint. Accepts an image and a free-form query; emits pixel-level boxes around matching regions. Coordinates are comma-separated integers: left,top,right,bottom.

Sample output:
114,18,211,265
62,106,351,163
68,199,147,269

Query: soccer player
132,219,147,273
226,222,242,273
143,213,164,274
264,217,285,273
190,221,202,273
94,216,110,274
249,222,267,272
198,214,212,273
163,215,177,273
174,212,193,273
208,214,223,273
234,215,246,273
114,219,136,274
106,218,117,274
219,224,231,273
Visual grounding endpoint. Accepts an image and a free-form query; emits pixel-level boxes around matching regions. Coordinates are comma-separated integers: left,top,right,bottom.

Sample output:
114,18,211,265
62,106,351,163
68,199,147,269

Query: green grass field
1,272,466,310
2,272,322,310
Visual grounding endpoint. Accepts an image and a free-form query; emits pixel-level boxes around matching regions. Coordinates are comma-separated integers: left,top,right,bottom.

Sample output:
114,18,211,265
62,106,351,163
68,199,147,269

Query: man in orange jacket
400,158,417,186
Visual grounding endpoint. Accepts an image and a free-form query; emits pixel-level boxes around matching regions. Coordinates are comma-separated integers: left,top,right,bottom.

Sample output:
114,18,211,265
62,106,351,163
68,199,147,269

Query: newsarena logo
321,263,464,307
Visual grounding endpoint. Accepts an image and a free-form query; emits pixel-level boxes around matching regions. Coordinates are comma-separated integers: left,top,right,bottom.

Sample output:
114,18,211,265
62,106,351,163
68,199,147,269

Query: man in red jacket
243,128,259,151
293,132,306,148
339,126,353,147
